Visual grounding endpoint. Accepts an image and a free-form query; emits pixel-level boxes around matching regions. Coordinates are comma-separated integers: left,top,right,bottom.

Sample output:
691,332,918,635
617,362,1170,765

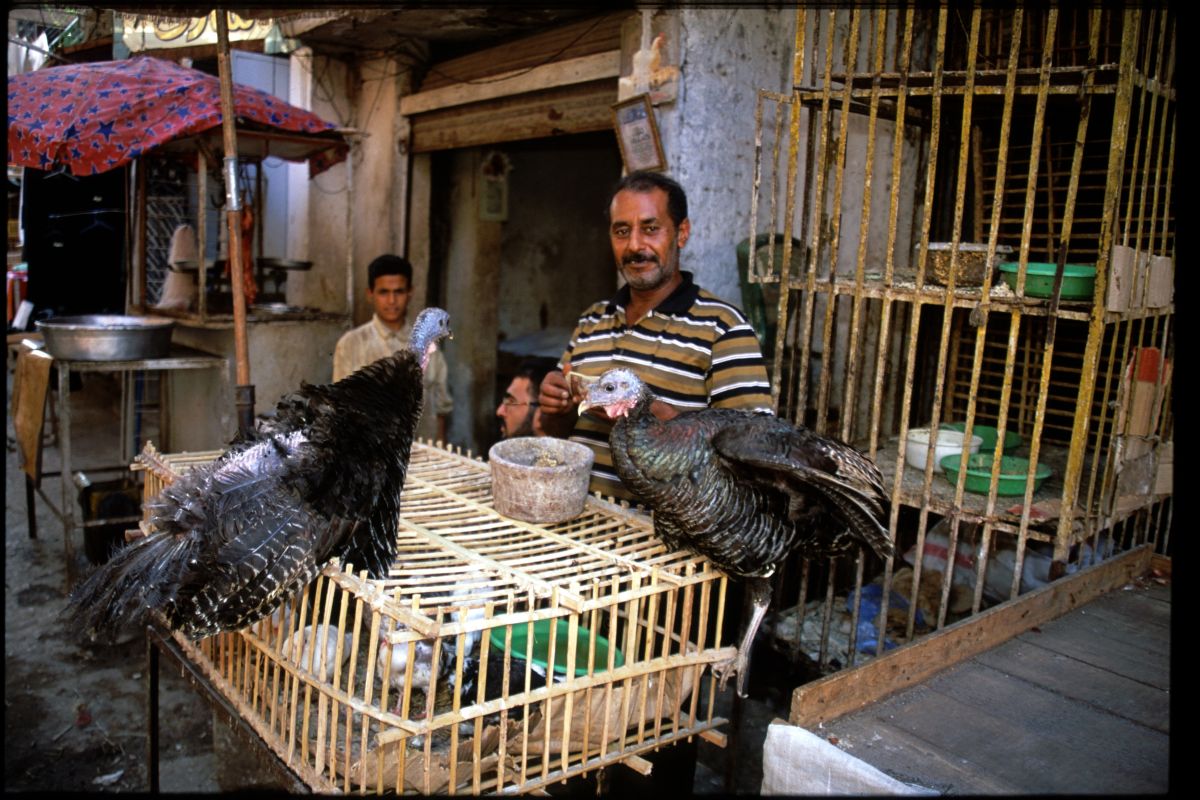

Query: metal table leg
58,361,76,590
147,631,160,793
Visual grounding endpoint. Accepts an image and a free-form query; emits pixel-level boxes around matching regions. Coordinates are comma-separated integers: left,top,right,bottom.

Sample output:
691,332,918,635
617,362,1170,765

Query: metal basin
36,315,175,361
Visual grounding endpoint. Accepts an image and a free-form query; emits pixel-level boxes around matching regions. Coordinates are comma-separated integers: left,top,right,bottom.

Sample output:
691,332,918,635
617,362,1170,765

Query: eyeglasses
501,399,539,407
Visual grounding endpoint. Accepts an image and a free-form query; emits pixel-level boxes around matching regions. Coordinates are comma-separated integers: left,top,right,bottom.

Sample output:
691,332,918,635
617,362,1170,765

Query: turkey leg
713,575,772,698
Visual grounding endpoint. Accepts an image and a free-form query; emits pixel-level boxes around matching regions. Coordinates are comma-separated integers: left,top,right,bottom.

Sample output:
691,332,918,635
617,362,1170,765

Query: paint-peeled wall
657,8,799,305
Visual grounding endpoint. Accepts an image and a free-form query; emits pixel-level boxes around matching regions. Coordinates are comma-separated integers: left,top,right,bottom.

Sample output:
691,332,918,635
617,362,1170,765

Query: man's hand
538,369,576,416
540,367,612,423
536,369,581,437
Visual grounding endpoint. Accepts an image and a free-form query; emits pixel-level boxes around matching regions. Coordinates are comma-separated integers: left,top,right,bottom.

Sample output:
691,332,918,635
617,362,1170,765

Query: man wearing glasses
496,358,559,439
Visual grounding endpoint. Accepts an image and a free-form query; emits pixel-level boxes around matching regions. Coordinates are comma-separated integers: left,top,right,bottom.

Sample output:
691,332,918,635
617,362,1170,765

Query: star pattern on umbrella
8,55,345,177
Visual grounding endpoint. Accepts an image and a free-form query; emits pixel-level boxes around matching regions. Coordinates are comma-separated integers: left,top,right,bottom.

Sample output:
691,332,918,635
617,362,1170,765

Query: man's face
368,274,411,327
497,376,537,438
609,187,690,292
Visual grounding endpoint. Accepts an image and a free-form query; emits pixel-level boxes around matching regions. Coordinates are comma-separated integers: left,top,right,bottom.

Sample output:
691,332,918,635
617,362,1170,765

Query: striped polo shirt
560,271,774,502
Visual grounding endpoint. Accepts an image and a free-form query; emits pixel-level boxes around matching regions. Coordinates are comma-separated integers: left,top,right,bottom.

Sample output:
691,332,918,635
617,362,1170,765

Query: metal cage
747,6,1174,673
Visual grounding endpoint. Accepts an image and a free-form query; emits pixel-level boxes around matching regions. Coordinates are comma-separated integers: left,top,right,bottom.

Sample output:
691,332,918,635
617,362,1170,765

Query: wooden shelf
874,436,1077,544
761,273,1172,325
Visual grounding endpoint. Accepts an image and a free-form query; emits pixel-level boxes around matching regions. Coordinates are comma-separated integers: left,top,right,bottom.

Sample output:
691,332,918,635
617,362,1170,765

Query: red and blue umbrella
7,54,346,177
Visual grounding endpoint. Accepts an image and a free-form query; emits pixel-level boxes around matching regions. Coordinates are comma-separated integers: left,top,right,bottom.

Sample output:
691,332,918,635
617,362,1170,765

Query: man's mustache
623,251,659,266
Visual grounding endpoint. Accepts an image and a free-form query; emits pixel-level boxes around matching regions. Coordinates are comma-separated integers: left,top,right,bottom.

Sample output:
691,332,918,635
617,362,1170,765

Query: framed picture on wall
612,94,666,172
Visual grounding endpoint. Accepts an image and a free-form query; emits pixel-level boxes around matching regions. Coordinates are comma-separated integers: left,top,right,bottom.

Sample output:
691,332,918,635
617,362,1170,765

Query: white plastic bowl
905,427,983,473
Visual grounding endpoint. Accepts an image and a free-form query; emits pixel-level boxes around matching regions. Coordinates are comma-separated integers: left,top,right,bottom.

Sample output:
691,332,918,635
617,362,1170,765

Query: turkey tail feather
66,533,191,640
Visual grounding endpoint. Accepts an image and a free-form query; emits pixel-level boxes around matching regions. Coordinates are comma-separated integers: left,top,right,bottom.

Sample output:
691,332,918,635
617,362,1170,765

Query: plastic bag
846,583,926,654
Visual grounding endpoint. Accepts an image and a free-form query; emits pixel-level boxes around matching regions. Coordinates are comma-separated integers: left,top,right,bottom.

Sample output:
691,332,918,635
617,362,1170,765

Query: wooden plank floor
818,581,1170,794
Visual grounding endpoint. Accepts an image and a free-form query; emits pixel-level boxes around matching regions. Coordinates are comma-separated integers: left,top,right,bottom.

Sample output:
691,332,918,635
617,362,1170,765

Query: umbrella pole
216,11,255,436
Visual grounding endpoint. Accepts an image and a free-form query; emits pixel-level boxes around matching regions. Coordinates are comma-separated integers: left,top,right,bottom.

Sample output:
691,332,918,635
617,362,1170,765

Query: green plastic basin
998,262,1096,299
939,422,1022,453
489,619,625,677
940,453,1052,496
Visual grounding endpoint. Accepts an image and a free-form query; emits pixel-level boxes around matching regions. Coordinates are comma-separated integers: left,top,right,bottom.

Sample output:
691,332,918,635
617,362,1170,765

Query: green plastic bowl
489,619,625,677
939,422,1021,453
998,262,1096,299
940,453,1052,495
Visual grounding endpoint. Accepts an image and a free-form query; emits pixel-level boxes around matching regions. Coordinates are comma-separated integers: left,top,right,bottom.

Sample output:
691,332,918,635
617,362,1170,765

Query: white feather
377,618,437,692
283,624,353,682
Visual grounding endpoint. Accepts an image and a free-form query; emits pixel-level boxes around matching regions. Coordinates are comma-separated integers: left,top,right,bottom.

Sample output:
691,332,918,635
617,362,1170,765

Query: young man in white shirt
333,254,453,443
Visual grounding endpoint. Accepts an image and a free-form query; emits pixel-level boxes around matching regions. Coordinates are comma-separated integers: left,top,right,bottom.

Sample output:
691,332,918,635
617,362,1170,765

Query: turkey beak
577,397,593,415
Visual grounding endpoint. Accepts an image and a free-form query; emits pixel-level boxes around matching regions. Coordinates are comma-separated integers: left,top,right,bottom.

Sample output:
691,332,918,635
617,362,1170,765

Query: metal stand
55,345,228,589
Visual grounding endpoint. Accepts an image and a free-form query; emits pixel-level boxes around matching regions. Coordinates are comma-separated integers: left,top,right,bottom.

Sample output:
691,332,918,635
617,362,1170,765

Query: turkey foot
713,576,772,698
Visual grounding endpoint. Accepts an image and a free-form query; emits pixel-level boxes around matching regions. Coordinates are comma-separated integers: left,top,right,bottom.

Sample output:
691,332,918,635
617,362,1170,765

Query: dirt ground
5,368,780,794
5,369,221,792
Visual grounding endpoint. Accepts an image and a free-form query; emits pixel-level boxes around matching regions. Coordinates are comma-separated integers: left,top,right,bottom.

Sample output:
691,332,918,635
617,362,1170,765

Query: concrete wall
284,52,352,317
655,8,800,305
284,50,420,323
168,318,345,451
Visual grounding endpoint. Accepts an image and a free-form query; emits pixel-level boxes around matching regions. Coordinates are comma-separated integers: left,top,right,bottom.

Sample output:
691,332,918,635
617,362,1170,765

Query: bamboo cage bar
135,442,732,794
743,6,1173,675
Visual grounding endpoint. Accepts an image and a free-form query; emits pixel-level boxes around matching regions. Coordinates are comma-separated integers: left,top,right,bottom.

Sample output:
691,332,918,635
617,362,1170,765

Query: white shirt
332,314,453,443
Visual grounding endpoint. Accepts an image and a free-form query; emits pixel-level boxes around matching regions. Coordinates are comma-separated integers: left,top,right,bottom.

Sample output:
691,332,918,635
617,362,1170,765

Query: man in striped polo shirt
538,170,773,502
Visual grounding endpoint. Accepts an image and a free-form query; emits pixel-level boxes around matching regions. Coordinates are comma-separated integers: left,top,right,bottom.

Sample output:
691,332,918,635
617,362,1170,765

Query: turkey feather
67,308,452,641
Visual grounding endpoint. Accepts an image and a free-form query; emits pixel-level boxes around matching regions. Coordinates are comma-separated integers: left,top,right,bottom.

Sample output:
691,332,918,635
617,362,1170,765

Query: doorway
428,130,623,453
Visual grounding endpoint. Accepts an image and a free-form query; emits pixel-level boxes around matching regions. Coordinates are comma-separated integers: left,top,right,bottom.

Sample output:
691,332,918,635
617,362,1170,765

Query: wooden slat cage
134,442,732,794
746,7,1173,675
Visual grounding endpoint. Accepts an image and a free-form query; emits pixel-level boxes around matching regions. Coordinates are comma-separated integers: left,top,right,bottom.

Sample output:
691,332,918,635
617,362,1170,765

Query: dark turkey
67,307,452,641
583,367,892,697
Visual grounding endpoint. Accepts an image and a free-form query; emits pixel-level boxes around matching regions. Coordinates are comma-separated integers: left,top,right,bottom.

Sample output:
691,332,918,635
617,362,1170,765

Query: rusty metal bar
790,10,841,429
748,94,766,283
1058,8,1142,559
1140,9,1174,260
894,6,949,641
987,9,1058,596
1075,9,1122,540
763,8,808,412
799,83,1119,100
1023,9,1097,567
1127,8,1162,257
1088,318,1125,529
812,9,862,431
850,8,921,664
867,6,916,457
916,7,983,630
954,7,1028,612
838,11,888,444
1158,42,1177,257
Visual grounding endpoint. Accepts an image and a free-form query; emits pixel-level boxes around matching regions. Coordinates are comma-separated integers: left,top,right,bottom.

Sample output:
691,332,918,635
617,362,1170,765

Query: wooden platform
789,547,1170,794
